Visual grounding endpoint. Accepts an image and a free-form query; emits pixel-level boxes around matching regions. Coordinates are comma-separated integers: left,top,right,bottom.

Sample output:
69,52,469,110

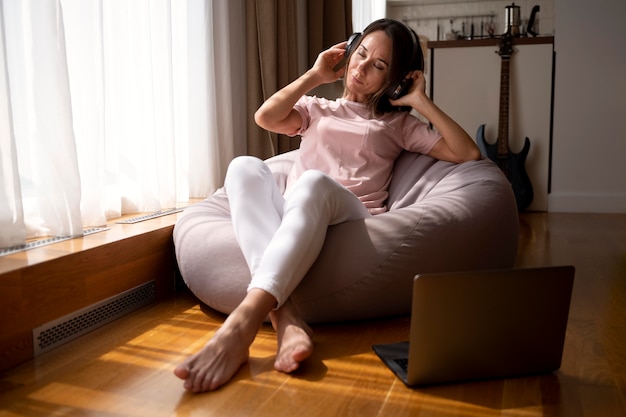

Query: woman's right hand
310,41,348,85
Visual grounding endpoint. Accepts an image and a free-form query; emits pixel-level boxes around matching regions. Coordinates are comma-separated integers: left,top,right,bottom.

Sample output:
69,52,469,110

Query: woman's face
344,30,392,103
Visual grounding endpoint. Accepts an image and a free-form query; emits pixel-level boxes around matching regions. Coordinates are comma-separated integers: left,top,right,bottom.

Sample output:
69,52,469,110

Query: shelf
428,36,554,49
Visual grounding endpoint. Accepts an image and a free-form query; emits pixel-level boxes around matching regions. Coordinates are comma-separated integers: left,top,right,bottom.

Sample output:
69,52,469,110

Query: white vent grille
0,227,109,257
115,207,184,224
32,281,156,356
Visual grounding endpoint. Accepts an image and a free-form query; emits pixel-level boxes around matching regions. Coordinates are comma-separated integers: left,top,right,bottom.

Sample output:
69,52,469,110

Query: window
0,0,245,248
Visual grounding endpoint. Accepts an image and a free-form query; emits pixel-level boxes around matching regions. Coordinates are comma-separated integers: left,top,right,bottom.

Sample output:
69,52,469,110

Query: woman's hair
344,19,424,114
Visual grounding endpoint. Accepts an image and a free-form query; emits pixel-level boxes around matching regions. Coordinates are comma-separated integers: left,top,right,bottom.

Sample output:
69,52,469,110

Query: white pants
224,156,371,307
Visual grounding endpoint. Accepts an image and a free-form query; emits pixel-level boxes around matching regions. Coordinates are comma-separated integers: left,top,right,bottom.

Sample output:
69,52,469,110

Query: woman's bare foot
174,289,277,392
271,300,314,373
173,320,251,392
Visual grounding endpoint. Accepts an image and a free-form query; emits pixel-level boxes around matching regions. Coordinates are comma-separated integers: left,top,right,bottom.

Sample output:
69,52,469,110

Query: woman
174,18,480,393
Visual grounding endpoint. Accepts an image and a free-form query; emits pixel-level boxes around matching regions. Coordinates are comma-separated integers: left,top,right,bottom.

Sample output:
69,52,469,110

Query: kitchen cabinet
428,37,554,211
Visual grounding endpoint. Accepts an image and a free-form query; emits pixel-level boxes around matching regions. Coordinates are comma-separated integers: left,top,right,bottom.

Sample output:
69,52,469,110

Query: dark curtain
246,0,352,158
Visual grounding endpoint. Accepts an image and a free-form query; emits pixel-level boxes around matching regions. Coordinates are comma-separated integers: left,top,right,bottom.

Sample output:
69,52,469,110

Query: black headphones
345,19,422,100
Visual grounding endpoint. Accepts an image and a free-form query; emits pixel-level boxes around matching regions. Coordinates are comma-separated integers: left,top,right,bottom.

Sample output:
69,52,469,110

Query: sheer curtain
352,0,386,32
0,0,245,248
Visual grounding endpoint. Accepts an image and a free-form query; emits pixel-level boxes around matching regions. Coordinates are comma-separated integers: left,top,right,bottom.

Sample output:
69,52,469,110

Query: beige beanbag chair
173,150,519,323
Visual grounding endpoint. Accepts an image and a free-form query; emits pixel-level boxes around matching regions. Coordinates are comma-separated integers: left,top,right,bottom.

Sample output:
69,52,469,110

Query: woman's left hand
389,70,427,109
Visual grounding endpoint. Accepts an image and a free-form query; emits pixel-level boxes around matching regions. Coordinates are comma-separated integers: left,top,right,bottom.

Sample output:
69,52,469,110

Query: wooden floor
1,212,625,416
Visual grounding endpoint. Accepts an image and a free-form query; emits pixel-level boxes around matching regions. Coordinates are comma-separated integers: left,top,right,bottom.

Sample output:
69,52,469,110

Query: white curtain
352,0,386,32
0,0,244,248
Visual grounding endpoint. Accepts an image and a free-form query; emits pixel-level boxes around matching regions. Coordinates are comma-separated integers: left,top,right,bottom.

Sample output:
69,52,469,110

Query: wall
549,0,626,213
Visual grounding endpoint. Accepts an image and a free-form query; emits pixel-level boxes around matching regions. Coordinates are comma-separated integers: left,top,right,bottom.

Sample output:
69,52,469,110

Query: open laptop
373,266,575,386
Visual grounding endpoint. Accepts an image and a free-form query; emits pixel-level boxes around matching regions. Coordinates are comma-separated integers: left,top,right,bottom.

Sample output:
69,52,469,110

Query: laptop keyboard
394,357,409,372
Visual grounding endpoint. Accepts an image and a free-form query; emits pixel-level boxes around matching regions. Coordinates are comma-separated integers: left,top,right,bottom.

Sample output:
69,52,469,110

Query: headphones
345,19,422,100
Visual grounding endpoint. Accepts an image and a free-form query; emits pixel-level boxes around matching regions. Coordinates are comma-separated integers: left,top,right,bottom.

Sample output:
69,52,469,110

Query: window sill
0,202,199,371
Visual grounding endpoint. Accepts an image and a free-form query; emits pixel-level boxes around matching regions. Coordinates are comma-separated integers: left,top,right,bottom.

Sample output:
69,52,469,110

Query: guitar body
477,124,533,211
478,33,534,211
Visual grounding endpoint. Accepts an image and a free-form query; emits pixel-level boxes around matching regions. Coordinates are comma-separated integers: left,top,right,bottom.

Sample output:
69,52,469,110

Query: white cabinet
428,38,554,211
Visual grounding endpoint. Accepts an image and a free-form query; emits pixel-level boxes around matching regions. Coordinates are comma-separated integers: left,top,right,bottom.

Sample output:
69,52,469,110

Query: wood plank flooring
1,212,625,417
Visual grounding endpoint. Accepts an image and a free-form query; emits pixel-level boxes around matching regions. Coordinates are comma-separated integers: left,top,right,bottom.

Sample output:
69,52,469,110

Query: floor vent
32,281,156,356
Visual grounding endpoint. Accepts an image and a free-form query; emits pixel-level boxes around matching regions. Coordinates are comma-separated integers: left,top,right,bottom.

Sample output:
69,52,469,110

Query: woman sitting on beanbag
174,18,481,393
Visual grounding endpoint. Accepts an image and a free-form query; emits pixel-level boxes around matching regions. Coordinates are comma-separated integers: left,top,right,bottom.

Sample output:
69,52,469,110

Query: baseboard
548,192,626,213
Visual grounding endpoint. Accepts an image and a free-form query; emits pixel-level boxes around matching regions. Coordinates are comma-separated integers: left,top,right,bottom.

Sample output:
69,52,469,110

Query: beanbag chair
173,150,519,323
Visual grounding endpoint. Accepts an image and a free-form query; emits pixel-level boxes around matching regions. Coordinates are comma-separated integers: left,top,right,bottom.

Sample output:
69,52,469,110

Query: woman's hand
388,70,427,109
310,41,348,85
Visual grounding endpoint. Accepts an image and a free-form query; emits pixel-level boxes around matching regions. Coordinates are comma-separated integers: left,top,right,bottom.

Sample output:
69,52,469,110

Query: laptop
372,266,575,386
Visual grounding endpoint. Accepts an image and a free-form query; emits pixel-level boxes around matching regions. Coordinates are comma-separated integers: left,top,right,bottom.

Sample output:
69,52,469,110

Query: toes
173,364,190,380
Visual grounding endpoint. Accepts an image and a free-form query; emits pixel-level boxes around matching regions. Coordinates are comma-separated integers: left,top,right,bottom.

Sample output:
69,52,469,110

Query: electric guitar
477,33,533,211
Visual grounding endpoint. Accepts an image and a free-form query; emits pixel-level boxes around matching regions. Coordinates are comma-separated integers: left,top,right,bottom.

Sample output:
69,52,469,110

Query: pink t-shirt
287,96,442,214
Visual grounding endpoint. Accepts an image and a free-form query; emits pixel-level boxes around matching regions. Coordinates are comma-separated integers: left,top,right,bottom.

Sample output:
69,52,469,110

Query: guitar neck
497,57,510,157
